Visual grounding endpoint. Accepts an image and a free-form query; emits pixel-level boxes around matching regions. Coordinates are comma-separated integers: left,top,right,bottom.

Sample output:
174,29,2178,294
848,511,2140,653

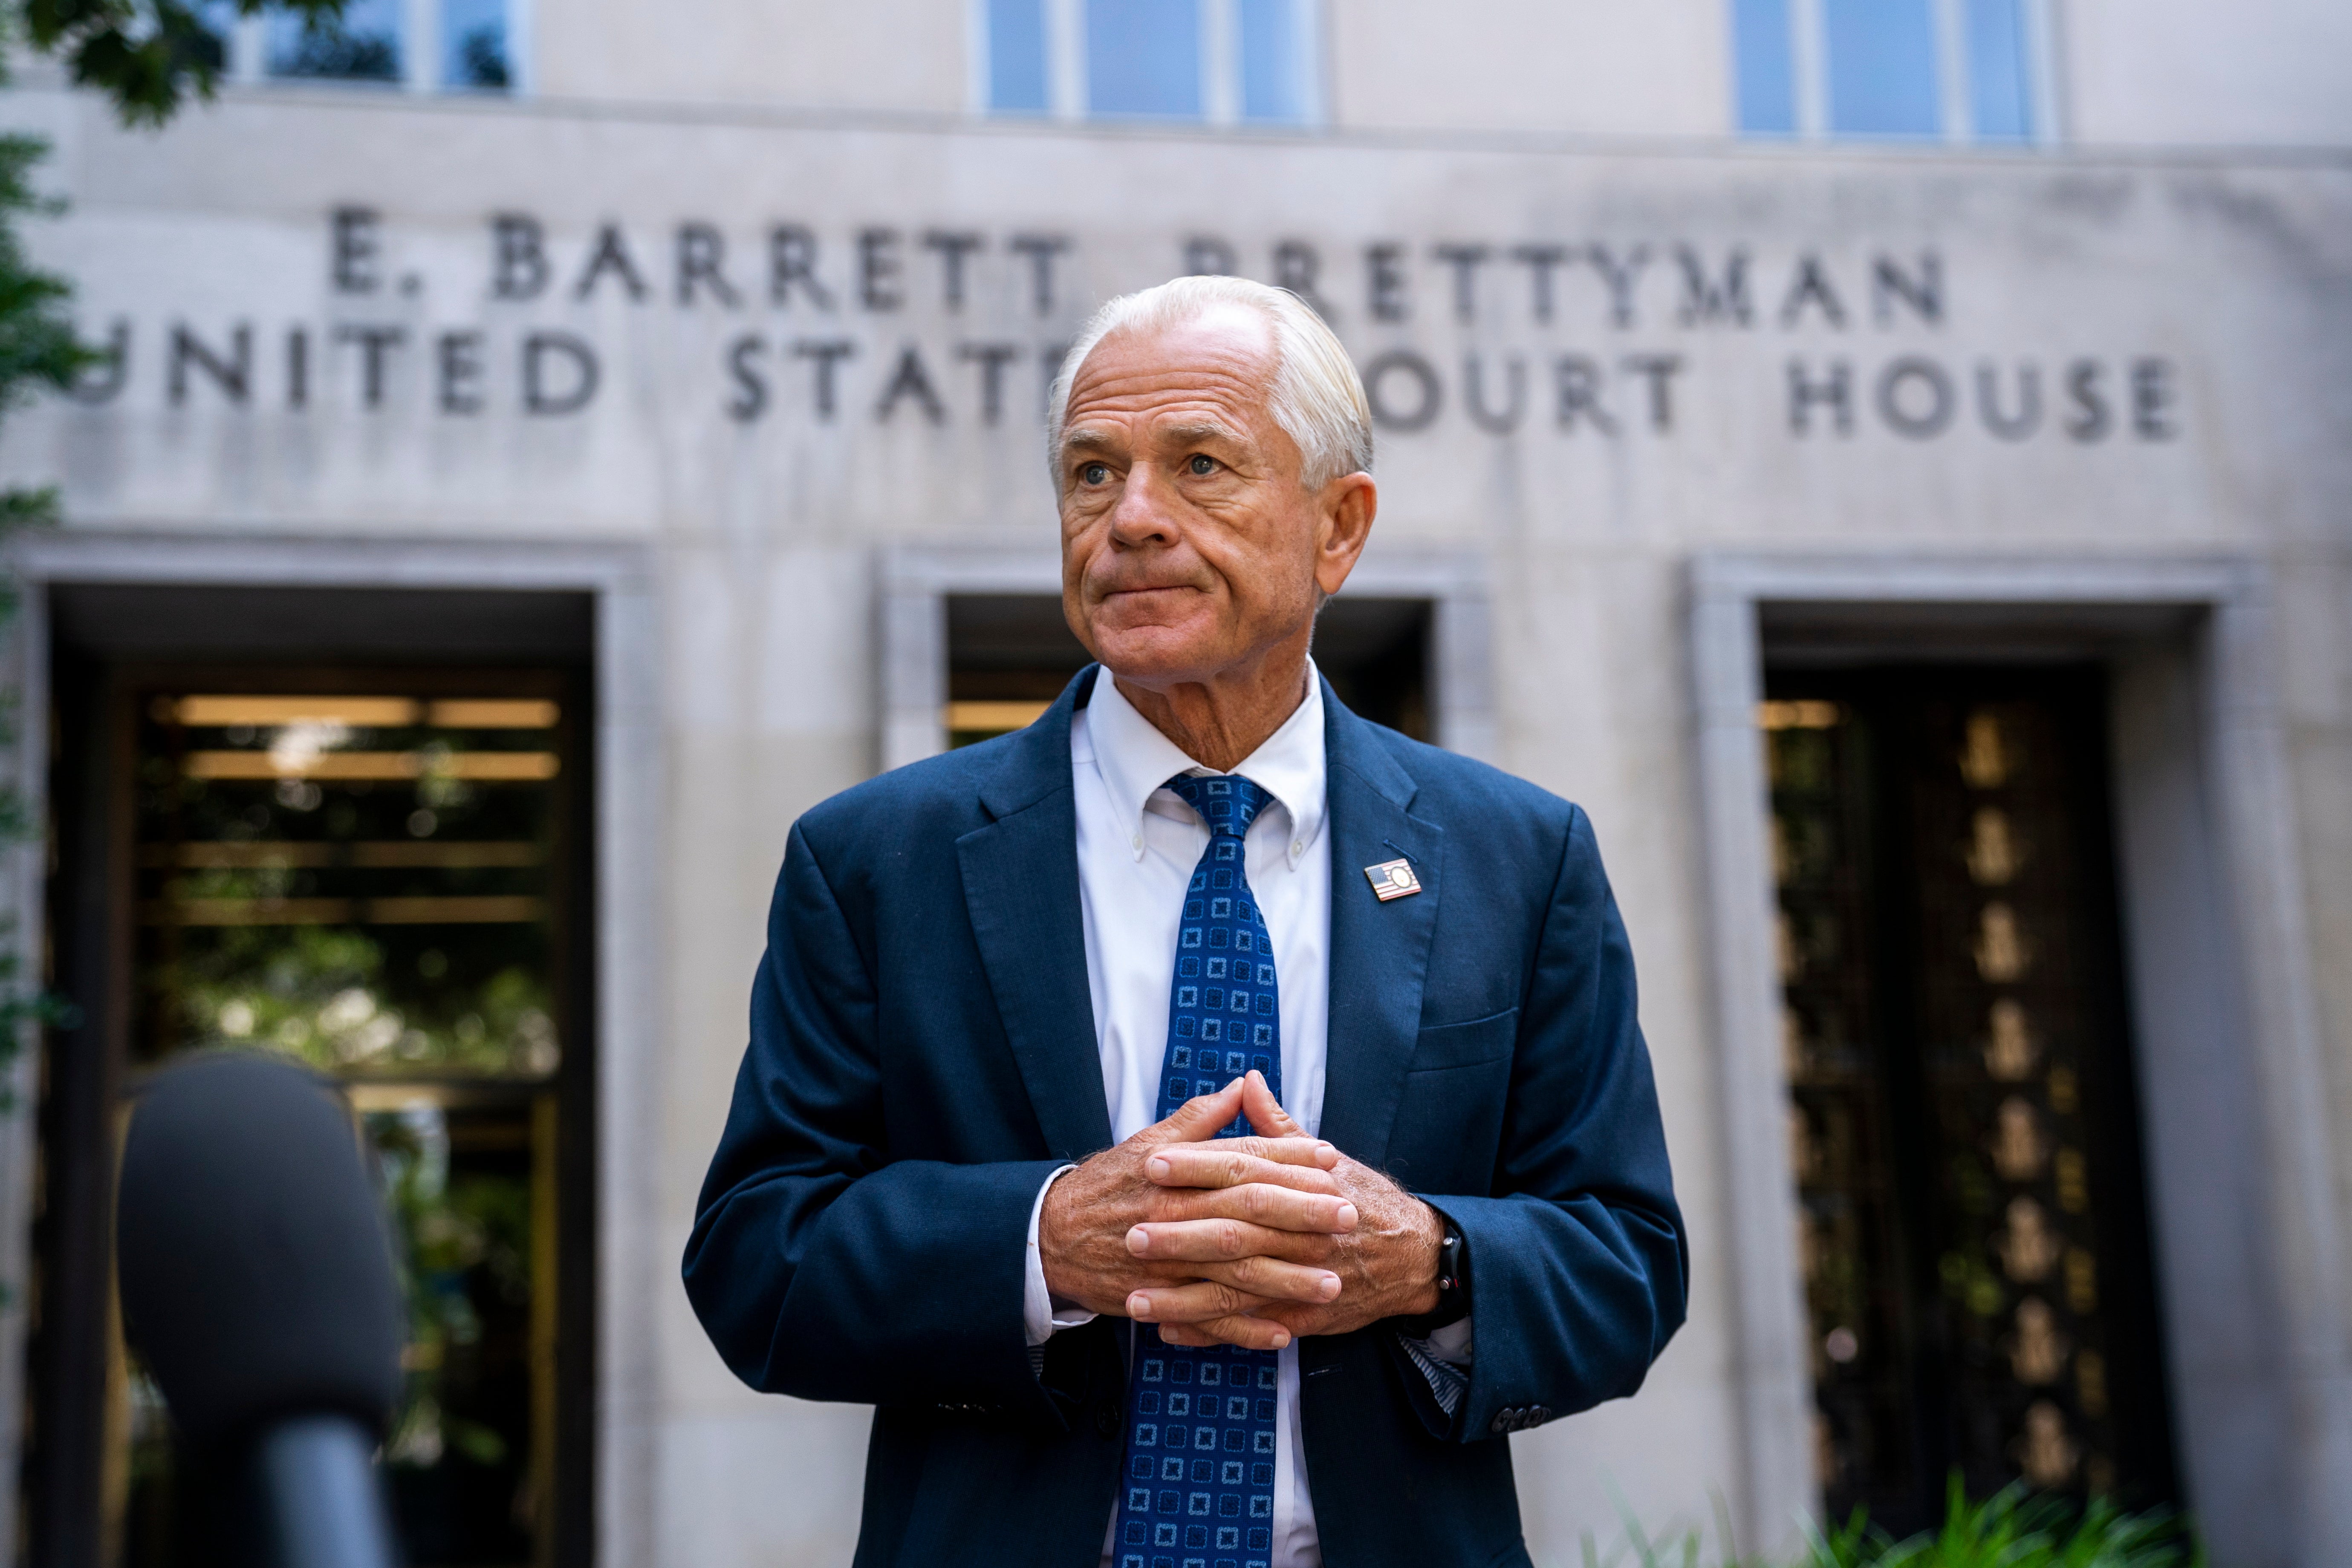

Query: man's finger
1240,1069,1306,1139
1137,1184,1357,1240
1126,1278,1264,1325
1188,1254,1344,1304
1158,1315,1293,1352
1145,1139,1338,1190
1127,1217,1345,1274
1139,1079,1247,1146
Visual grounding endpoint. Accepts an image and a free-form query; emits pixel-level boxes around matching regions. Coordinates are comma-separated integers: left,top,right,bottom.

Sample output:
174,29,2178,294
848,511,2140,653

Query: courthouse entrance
26,588,596,1568
945,593,1433,745
1764,666,2179,1533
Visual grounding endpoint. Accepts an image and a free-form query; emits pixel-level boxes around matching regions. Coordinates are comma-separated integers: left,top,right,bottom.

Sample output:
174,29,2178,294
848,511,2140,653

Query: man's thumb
1152,1078,1245,1142
1241,1069,1302,1136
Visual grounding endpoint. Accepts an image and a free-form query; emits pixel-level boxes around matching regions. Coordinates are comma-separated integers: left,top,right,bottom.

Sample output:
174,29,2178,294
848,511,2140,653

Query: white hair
1046,274,1374,494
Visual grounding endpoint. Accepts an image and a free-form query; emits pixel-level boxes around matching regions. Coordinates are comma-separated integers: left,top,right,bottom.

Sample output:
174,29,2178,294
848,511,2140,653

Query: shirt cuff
1023,1163,1098,1348
1423,1317,1474,1364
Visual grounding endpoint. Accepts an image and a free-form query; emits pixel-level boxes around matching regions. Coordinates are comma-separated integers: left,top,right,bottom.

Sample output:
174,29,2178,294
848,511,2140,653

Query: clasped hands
1038,1071,1442,1351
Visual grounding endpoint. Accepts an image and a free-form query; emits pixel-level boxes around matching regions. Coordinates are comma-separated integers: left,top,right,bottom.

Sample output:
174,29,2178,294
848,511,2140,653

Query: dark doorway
27,586,597,1568
944,593,1431,746
1765,665,2178,1533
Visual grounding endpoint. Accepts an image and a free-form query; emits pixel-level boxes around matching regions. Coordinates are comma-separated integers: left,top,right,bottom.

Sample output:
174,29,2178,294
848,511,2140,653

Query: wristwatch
1404,1214,1470,1332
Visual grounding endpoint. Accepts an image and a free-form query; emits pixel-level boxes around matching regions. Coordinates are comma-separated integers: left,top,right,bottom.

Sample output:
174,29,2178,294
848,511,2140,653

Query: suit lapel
1315,686,1442,1171
956,668,1117,1161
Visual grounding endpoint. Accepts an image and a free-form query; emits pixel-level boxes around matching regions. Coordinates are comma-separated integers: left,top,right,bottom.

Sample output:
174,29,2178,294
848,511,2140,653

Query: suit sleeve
681,821,1073,1420
1426,805,1690,1441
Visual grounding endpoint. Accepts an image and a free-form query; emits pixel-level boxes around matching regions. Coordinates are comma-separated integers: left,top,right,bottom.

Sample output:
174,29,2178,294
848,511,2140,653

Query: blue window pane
1087,0,1202,119
1966,0,2032,141
443,0,509,89
988,0,1050,114
1731,0,1796,136
192,0,236,73
269,0,402,80
1823,0,1940,138
1239,0,1304,123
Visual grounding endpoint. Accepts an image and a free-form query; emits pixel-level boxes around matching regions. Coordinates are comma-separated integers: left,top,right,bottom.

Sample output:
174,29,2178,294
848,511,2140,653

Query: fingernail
1128,1293,1153,1320
1146,1155,1171,1181
1127,1225,1151,1254
1336,1202,1358,1230
1318,1274,1341,1300
1270,1330,1292,1349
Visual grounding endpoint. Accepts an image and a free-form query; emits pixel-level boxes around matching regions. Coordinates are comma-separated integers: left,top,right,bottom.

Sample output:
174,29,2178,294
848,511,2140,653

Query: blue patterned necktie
1113,773,1283,1568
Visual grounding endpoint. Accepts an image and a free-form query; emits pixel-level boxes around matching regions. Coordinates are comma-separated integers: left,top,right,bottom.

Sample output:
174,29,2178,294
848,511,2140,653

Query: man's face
1057,307,1370,690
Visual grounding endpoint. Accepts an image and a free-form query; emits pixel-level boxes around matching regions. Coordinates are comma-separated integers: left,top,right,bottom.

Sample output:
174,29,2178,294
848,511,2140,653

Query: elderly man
684,276,1686,1568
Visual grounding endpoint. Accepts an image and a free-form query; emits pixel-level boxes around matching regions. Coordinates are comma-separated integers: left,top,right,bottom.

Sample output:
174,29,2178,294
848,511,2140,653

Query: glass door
1766,667,2178,1533
109,675,584,1568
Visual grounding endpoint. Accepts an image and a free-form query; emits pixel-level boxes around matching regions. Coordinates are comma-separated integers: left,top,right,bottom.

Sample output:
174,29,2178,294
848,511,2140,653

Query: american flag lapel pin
1364,858,1420,901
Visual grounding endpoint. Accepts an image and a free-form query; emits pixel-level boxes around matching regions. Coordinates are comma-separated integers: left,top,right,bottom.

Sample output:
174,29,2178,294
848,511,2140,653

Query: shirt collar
1085,661,1328,869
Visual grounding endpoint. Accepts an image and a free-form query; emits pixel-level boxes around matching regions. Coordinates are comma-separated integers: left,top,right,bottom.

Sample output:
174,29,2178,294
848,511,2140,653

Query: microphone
116,1051,405,1568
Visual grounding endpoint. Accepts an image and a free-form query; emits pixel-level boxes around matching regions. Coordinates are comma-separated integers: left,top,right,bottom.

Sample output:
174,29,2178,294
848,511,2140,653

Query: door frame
879,539,1494,771
0,529,664,1568
1689,551,2351,1566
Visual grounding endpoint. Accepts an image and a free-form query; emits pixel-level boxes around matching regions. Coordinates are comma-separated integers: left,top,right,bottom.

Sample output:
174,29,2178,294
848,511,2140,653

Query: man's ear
1314,473,1377,598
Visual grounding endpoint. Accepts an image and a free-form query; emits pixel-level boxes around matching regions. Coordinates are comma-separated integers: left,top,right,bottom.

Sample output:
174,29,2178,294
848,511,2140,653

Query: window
979,0,1321,127
225,0,517,92
441,0,512,89
986,0,1051,113
1823,0,1941,138
1237,0,1310,123
269,0,405,82
1731,0,2045,144
1087,0,1202,118
1731,0,1797,136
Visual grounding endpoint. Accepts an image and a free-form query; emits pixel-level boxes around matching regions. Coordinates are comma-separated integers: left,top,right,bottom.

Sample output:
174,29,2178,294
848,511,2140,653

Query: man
684,276,1686,1568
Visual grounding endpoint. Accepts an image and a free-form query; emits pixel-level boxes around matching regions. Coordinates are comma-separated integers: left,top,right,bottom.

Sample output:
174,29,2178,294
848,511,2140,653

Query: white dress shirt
1026,666,1334,1568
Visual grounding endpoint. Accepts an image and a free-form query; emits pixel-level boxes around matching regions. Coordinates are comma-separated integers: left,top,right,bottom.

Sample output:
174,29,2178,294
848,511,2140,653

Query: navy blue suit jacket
685,668,1686,1568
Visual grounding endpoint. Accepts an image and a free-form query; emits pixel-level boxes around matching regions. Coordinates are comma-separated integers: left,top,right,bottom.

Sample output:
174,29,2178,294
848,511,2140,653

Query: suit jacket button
1095,1401,1124,1439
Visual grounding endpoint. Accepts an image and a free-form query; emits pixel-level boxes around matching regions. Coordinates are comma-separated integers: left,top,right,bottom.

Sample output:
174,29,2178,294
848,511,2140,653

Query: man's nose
1106,463,1181,546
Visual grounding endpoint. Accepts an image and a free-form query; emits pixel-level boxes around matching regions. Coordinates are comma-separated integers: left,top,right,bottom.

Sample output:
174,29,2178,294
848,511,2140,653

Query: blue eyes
1075,455,1215,486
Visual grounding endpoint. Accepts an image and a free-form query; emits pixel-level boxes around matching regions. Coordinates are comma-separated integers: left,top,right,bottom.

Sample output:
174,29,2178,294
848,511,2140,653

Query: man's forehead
1064,310,1277,421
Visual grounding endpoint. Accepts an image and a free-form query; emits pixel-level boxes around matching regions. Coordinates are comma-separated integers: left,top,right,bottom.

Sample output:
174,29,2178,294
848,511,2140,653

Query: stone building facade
0,3,2348,1565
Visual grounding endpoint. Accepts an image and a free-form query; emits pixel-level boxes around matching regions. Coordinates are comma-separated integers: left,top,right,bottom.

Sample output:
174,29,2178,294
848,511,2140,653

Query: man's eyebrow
1058,426,1120,457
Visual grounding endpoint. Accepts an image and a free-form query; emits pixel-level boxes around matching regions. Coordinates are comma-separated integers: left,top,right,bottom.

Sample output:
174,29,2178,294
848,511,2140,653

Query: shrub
1585,1475,2199,1568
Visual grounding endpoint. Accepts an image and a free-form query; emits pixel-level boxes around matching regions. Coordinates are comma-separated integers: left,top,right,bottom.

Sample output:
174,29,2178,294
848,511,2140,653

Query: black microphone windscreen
116,1052,403,1447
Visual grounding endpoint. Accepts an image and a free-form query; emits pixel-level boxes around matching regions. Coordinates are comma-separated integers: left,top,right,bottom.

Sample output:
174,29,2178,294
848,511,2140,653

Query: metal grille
1766,672,2176,1530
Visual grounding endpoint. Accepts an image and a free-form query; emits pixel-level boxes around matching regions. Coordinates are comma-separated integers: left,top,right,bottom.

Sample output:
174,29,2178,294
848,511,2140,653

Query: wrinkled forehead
1062,305,1281,433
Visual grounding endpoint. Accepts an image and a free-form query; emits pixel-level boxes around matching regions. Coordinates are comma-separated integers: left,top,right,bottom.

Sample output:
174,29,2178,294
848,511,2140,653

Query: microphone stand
253,1415,400,1568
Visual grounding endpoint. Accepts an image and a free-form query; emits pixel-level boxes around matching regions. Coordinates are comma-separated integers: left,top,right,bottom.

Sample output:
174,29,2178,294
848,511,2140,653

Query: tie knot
1166,773,1272,840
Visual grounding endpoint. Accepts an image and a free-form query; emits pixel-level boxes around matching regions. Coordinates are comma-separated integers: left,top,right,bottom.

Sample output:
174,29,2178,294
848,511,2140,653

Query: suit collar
977,664,1099,821
960,665,1115,1159
1315,685,1441,1170
1320,672,1420,814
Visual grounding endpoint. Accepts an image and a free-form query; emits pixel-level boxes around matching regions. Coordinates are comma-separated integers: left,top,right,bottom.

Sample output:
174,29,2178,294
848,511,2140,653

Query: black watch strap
1400,1215,1470,1334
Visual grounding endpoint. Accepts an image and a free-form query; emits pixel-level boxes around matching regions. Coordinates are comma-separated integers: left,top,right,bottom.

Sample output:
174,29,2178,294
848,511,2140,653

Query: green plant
16,0,348,125
1582,1475,2199,1568
1823,1476,2197,1568
0,130,94,1107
